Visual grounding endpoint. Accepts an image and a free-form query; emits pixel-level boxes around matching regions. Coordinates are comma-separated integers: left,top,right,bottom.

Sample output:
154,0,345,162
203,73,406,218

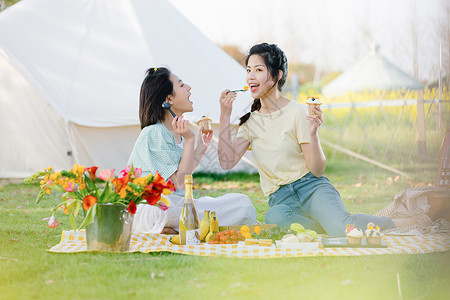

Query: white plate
275,241,319,250
201,242,239,247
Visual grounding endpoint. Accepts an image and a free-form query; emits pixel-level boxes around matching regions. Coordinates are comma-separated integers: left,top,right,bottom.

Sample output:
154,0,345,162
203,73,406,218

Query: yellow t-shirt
236,100,311,196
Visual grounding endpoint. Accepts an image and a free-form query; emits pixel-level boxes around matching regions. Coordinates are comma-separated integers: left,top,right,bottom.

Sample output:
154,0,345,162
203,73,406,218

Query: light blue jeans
265,173,395,237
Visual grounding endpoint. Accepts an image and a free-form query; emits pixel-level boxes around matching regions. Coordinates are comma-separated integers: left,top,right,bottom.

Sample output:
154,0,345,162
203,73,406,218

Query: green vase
86,204,134,252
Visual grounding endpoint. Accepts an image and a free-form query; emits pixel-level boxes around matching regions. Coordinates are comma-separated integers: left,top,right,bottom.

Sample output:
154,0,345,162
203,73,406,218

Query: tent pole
438,44,443,130
321,138,408,176
65,121,80,166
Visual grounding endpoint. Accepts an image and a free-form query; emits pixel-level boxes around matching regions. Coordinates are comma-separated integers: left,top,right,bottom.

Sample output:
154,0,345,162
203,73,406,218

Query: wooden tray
321,237,387,248
218,224,275,231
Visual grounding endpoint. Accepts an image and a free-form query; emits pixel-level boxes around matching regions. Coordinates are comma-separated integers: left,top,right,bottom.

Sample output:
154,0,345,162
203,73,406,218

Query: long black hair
139,67,174,129
239,43,288,126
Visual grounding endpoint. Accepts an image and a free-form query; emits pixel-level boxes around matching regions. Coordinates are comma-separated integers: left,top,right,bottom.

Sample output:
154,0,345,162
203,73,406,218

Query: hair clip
154,67,158,72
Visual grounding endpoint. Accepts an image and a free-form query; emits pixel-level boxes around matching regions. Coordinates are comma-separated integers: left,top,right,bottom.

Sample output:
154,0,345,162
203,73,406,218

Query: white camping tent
322,44,425,96
0,0,256,180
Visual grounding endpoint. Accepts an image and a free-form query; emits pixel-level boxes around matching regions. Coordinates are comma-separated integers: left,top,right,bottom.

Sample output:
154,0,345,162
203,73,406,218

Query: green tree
1,0,20,11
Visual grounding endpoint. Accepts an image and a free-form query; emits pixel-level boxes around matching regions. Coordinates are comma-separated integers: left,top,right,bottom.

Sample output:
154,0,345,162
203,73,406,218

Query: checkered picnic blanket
48,230,450,258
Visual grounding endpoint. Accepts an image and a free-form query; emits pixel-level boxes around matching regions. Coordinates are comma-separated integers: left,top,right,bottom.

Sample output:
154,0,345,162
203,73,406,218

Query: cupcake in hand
306,96,322,116
365,222,383,245
345,224,364,245
196,115,212,134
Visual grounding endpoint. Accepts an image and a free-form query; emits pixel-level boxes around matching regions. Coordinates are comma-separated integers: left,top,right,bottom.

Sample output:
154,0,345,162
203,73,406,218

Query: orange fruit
242,232,252,239
253,225,262,234
240,225,250,233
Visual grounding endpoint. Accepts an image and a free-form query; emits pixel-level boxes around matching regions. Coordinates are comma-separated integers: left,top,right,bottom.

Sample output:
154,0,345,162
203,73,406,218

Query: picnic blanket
48,230,450,258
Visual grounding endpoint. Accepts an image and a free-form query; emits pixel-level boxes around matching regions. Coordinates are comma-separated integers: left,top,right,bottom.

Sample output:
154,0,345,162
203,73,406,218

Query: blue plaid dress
127,122,183,181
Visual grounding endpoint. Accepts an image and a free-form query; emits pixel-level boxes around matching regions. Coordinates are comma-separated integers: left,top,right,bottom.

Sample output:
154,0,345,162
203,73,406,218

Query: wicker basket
428,193,450,222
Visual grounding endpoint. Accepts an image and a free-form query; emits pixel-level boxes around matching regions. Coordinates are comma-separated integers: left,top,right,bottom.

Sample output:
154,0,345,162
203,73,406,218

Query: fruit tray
321,237,387,248
237,241,276,248
218,224,275,231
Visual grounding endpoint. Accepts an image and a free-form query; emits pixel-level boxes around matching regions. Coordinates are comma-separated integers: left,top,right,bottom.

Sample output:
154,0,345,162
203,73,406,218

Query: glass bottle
179,174,200,245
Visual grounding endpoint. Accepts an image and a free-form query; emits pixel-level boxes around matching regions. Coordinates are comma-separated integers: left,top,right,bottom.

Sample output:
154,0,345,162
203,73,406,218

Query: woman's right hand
219,89,237,117
172,115,194,141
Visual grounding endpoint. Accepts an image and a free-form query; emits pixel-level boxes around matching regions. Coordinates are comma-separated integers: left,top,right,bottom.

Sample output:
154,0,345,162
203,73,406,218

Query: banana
199,210,211,242
169,234,180,245
205,212,219,243
205,231,214,242
210,211,219,233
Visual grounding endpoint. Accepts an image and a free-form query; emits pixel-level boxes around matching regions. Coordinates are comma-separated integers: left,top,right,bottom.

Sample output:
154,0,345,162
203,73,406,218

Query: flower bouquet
25,164,175,251
25,164,175,230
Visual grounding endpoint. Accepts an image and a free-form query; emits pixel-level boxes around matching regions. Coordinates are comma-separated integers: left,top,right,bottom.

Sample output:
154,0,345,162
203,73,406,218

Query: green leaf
24,170,44,184
77,203,97,230
69,213,77,231
60,170,76,178
86,178,96,192
73,201,81,218
35,189,46,204
99,182,109,203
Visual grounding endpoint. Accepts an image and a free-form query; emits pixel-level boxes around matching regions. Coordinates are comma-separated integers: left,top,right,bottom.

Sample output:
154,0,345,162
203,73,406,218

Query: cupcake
306,96,322,115
196,115,212,134
281,234,299,243
365,222,383,245
345,224,364,245
304,229,318,241
297,232,314,242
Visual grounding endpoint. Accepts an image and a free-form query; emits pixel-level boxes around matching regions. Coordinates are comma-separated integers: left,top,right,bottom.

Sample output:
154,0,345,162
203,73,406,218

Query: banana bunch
170,210,218,244
205,211,219,242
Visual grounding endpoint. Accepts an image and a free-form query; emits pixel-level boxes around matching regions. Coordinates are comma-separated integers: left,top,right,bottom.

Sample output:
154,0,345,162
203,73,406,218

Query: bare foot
161,227,178,235
393,217,419,228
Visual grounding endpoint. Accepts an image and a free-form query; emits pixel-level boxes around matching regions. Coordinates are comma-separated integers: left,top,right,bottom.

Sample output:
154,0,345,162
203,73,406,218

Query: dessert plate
321,237,387,248
275,241,319,250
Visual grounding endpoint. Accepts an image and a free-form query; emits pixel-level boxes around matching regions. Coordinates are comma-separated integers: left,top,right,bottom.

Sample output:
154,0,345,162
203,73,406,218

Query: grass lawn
1,157,449,300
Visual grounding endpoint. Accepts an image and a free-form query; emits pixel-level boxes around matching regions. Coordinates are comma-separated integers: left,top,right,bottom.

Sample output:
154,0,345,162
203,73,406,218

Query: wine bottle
179,174,200,245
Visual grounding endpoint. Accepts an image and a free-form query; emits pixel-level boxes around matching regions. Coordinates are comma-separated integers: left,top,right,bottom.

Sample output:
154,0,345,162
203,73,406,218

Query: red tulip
142,171,175,205
46,216,59,228
127,201,137,214
86,166,99,181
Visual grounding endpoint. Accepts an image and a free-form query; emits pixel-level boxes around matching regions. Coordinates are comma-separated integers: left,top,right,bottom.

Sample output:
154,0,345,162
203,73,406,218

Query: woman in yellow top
218,43,414,237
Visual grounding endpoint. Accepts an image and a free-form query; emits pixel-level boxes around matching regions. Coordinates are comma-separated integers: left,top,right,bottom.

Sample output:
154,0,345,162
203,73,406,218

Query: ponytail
239,99,261,126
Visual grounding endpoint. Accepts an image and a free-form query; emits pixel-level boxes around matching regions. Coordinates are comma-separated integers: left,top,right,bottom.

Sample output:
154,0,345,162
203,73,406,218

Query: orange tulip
83,195,97,211
112,173,130,194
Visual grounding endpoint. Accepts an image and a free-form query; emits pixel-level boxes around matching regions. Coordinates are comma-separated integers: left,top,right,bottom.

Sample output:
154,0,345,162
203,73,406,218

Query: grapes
290,223,305,234
252,226,294,242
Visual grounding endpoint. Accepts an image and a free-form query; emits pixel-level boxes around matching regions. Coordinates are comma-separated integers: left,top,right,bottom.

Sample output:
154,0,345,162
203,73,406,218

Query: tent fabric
322,45,425,96
0,51,74,178
0,0,255,178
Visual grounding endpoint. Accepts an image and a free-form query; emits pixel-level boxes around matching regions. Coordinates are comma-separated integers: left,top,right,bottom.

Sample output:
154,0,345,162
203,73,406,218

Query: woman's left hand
306,105,323,136
196,127,214,153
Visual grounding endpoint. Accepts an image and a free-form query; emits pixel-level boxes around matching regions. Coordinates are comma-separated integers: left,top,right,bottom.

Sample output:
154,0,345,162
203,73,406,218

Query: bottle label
185,229,200,245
